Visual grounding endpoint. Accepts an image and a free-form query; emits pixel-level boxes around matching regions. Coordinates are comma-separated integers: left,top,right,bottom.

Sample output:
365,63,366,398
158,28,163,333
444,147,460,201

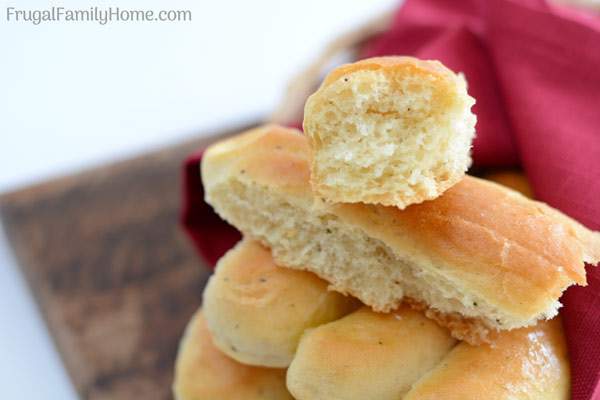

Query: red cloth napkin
182,0,600,398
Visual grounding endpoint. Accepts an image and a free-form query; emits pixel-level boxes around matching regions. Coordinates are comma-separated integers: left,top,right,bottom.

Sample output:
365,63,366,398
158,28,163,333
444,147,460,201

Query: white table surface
0,0,397,397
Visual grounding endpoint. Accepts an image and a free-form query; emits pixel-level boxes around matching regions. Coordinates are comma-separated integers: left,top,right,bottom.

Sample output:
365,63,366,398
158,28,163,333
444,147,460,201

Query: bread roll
201,125,600,343
303,56,476,208
173,309,293,400
286,306,456,400
404,317,570,400
203,238,358,368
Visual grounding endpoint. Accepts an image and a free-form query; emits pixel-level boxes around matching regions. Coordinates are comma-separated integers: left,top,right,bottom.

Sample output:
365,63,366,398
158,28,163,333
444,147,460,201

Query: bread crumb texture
304,56,476,208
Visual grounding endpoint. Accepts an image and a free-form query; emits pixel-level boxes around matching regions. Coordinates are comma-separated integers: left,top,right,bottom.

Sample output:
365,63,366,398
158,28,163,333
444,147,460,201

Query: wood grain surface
0,124,251,399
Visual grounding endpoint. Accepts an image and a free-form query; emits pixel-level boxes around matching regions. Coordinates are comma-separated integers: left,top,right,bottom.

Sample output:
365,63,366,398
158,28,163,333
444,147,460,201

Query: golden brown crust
485,171,600,265
203,239,358,367
202,126,600,330
321,56,458,88
286,306,456,400
173,309,293,400
403,317,570,400
203,124,311,197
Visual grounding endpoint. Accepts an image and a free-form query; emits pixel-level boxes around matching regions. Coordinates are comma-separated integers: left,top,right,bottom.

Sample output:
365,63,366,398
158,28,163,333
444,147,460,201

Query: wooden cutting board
0,124,252,399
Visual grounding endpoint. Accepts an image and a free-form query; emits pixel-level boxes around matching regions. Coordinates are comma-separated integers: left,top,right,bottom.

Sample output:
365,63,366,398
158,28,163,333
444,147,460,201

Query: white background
0,0,397,397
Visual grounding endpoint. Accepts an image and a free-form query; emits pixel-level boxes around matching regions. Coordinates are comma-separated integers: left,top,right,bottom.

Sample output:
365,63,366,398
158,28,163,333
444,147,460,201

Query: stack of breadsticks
174,57,600,399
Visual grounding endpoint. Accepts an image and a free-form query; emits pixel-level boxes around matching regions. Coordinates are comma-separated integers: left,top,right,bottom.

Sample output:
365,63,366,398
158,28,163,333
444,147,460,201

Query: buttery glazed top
403,317,569,399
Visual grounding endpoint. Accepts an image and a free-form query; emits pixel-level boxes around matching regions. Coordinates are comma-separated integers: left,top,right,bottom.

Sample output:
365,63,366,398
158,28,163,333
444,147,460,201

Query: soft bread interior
202,126,600,344
304,61,476,207
206,179,557,343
